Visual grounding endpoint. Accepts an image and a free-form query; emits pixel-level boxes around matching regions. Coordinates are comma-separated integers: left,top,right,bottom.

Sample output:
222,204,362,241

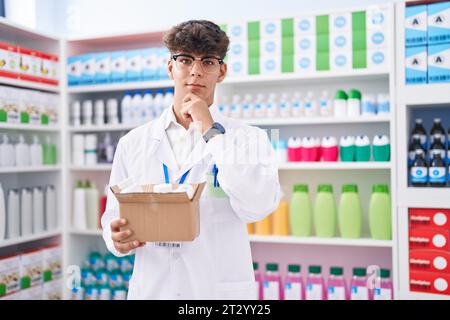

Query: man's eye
203,60,215,66
180,58,192,65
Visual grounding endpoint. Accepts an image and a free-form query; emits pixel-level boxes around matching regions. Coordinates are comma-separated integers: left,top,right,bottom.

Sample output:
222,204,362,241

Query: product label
374,288,392,300
429,167,446,183
284,282,302,300
263,281,280,300
292,101,300,109
304,102,312,110
411,166,428,183
327,286,346,300
306,283,323,300
350,286,369,300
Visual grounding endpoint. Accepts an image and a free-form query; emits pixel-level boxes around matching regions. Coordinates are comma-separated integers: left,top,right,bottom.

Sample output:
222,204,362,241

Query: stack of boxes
67,47,170,86
222,4,390,77
409,208,450,296
405,1,450,85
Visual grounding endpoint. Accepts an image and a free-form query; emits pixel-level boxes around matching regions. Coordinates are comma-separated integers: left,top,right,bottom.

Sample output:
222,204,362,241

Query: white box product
40,53,59,85
67,55,82,85
260,56,280,75
330,50,352,72
367,28,387,50
228,41,248,60
19,47,41,80
428,1,450,45
42,279,62,300
228,21,248,40
261,19,281,38
294,16,316,37
405,45,427,85
428,42,450,83
126,49,143,82
0,42,20,77
20,250,43,289
330,31,352,52
42,245,62,281
141,48,158,80
80,53,95,84
294,52,316,75
366,6,389,30
227,57,248,77
261,38,281,57
367,48,388,70
405,5,427,47
111,51,127,82
94,52,111,84
20,285,43,300
295,35,316,56
0,255,21,297
330,12,351,33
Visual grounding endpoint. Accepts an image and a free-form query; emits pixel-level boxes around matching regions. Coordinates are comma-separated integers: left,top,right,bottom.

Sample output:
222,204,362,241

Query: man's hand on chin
181,93,214,134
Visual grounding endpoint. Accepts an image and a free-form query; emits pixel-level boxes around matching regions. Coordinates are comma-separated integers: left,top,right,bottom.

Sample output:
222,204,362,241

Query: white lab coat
101,104,281,299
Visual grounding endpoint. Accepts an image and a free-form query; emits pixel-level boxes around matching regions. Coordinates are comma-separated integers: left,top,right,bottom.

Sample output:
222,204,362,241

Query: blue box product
428,42,450,83
141,48,158,81
126,49,143,82
158,47,170,80
67,55,82,85
94,52,111,84
428,1,450,45
405,5,428,47
111,51,126,83
80,53,95,85
405,45,428,85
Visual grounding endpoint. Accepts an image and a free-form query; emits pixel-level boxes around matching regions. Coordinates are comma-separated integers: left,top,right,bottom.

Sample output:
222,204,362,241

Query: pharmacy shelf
398,187,450,209
70,164,113,171
0,230,62,249
277,162,391,170
68,124,137,133
222,69,389,86
249,235,393,248
70,229,103,236
67,80,174,93
0,77,60,93
400,84,450,106
244,115,391,126
0,123,60,132
0,16,59,42
0,165,61,174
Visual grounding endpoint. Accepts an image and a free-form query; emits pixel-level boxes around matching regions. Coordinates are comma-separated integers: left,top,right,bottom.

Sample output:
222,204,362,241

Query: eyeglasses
172,53,224,74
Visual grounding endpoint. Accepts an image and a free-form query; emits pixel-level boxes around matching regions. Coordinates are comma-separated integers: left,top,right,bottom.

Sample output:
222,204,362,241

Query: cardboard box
94,52,111,84
42,279,62,300
80,53,95,84
18,46,41,82
409,208,450,230
19,249,43,289
228,21,248,40
227,57,248,77
141,48,158,80
0,255,21,297
410,270,450,296
111,51,126,82
405,45,428,85
111,183,205,242
40,52,59,85
260,19,281,39
331,50,352,72
42,245,62,282
126,49,143,82
410,250,450,274
405,5,428,47
67,55,82,85
428,42,450,83
294,16,316,37
409,228,450,251
428,1,450,45
0,42,20,79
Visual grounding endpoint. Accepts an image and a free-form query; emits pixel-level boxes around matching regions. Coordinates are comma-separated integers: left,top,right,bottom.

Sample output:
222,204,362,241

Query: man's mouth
186,83,206,88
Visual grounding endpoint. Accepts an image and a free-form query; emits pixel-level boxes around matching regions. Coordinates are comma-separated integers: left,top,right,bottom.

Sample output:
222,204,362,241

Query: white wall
28,0,402,38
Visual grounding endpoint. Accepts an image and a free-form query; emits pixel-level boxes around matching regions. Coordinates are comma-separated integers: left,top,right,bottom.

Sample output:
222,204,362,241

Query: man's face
167,52,227,104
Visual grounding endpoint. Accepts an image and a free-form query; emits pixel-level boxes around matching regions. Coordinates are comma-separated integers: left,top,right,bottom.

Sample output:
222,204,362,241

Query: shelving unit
0,123,61,132
0,230,62,249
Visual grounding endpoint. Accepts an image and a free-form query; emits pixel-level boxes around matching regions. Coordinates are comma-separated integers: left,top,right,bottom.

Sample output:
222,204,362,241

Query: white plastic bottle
291,92,304,117
279,93,291,118
217,95,230,117
0,183,6,240
333,90,348,118
106,98,119,125
266,93,278,118
230,94,242,119
15,134,30,167
304,91,318,117
72,134,85,166
7,189,20,239
319,91,332,117
347,89,362,118
0,134,15,167
253,94,267,118
30,135,43,166
45,185,57,231
84,134,98,165
73,181,87,230
33,187,45,233
20,188,33,237
376,94,390,115
163,88,174,110
131,91,143,125
72,100,81,126
142,90,154,122
94,99,105,126
82,100,93,126
361,94,377,117
120,92,133,125
242,94,254,118
85,181,99,230
153,89,165,118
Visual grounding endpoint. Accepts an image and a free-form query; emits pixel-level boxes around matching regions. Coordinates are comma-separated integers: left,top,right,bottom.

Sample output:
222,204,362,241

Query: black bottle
408,134,424,166
410,149,428,187
430,118,445,144
411,118,427,149
429,151,446,187
429,134,446,160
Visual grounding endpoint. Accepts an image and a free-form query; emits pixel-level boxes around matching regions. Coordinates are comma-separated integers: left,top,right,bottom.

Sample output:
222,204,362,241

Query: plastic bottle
84,134,98,165
253,94,266,118
350,268,370,300
289,184,312,237
430,118,446,144
131,91,143,125
321,136,338,162
72,100,81,126
20,188,33,236
305,265,326,300
217,95,230,117
361,94,377,116
163,88,174,110
242,94,253,118
304,91,318,117
279,93,291,117
327,267,348,300
338,184,363,239
355,135,371,162
319,91,332,116
301,136,320,162
266,93,278,118
45,185,57,231
15,134,31,167
275,140,287,163
284,264,304,300
408,134,425,166
373,269,393,300
153,89,165,118
0,183,5,240
263,263,283,300
85,181,99,230
98,133,115,164
253,262,263,300
30,135,43,166
7,189,20,239
0,134,15,167
339,136,356,162
376,94,390,115
272,194,289,236
106,98,119,125
429,151,446,187
291,92,304,117
411,118,427,150
230,94,242,119
372,135,390,162
120,92,133,125
94,100,105,126
82,100,93,126
99,185,108,229
72,134,85,166
142,90,154,122
43,136,57,165
410,149,428,187
314,184,337,238
333,90,348,118
347,89,361,117
32,187,45,233
287,137,302,162
254,213,272,235
429,133,446,161
368,184,392,240
73,181,87,230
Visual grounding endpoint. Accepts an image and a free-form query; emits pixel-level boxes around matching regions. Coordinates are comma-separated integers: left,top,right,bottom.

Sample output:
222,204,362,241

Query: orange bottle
247,223,254,234
272,199,289,236
254,213,273,235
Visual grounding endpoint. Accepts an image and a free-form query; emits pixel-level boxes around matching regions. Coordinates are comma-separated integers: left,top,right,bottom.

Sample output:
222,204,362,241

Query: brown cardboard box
110,183,205,243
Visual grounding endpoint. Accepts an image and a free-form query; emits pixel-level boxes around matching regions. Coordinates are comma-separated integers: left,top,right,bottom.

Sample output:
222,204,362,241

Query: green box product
248,56,260,75
281,54,294,73
352,11,367,69
248,39,260,58
247,22,260,75
316,16,330,71
281,18,294,38
282,36,294,56
247,21,260,40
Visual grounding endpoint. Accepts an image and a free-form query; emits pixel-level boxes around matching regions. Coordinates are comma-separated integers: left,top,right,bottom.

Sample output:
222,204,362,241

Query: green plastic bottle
290,184,312,237
338,184,363,238
314,184,337,237
368,184,392,240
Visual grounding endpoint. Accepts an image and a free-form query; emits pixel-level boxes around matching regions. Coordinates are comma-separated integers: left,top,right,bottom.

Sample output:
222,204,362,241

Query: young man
101,20,281,299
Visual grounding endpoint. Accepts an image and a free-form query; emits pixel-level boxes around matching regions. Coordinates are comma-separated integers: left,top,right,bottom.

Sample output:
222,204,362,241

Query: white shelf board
67,80,173,93
277,162,391,170
222,69,389,86
244,115,391,126
70,229,103,236
0,123,60,132
399,187,450,209
249,235,392,248
0,16,59,42
70,164,112,171
400,84,450,106
0,77,60,93
0,230,62,249
69,124,137,133
0,165,61,174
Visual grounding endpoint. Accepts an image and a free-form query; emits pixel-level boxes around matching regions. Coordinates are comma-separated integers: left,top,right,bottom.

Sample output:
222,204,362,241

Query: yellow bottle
247,223,254,234
272,200,289,236
255,213,273,235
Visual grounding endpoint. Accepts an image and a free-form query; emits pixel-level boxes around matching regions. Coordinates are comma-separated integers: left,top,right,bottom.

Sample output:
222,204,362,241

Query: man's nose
190,60,204,76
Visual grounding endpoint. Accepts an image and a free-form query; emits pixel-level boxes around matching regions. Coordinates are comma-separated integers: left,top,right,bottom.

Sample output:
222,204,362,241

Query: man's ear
217,63,227,83
167,59,174,80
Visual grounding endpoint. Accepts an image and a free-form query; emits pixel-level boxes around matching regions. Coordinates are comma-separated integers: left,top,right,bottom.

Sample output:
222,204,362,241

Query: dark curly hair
163,20,230,59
